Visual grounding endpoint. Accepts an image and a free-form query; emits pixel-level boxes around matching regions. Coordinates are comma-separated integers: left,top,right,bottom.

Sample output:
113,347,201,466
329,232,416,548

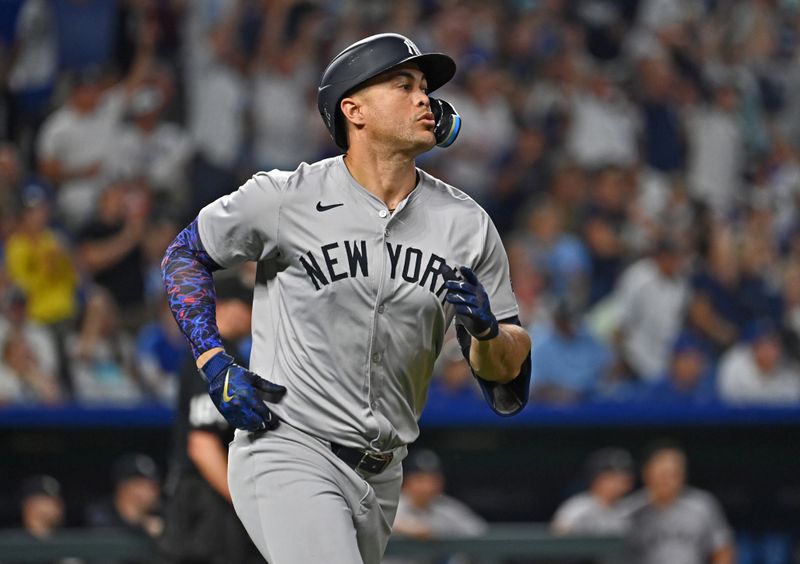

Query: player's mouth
418,111,435,125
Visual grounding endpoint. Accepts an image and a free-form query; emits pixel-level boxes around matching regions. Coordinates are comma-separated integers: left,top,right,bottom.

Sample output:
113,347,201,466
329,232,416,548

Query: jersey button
384,229,390,238
370,400,378,410
378,209,388,218
372,352,381,362
377,304,385,314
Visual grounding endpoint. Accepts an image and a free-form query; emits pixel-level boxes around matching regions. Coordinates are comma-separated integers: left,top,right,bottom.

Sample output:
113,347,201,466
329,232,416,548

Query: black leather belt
330,442,394,475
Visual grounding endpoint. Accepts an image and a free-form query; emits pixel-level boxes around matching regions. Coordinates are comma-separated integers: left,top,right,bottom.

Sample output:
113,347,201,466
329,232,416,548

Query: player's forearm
161,218,225,360
469,323,531,383
187,431,232,502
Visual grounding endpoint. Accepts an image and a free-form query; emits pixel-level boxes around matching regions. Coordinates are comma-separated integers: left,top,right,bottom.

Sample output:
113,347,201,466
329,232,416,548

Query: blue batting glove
443,266,499,340
200,351,286,432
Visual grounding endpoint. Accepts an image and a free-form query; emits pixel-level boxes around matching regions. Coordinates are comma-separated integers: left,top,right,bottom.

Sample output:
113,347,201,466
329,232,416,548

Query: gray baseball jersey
551,492,631,535
197,155,519,451
624,487,733,564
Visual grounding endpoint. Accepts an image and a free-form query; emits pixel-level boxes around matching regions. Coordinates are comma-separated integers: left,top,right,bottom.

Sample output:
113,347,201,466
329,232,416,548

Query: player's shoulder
39,105,74,138
554,492,596,519
617,489,650,517
417,168,490,216
679,487,720,510
251,156,340,193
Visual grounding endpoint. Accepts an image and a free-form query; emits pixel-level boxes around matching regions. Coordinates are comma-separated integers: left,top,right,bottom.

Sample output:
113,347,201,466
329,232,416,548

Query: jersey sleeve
703,494,734,554
197,172,285,267
473,213,519,320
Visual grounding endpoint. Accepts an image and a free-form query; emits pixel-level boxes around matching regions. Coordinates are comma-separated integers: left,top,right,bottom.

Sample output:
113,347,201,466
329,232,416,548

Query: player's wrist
198,350,235,383
196,347,226,370
473,318,499,341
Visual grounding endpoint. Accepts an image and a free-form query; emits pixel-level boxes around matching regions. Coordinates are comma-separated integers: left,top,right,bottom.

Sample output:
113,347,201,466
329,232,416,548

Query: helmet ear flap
430,98,461,148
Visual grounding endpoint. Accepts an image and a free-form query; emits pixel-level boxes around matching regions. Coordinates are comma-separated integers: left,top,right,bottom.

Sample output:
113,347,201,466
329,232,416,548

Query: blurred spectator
443,61,515,202
76,179,149,330
685,74,745,218
0,287,62,404
717,320,800,405
510,197,590,302
529,297,614,404
182,0,250,214
389,449,486,564
86,453,162,539
0,143,26,237
19,475,64,539
159,273,261,564
4,181,78,326
637,333,717,406
581,166,631,304
485,125,550,235
136,299,188,406
565,67,639,168
636,56,684,174
625,443,735,564
66,288,152,405
51,0,117,70
36,22,154,231
612,237,689,381
109,85,193,213
686,226,781,357
3,0,57,164
250,1,321,172
552,447,635,536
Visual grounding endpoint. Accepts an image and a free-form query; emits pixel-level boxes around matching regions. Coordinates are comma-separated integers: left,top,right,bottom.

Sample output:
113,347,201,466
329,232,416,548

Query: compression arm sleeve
161,218,224,360
456,315,531,416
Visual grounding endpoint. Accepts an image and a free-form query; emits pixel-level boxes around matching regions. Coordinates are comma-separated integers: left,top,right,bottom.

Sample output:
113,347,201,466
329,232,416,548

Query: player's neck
343,146,418,210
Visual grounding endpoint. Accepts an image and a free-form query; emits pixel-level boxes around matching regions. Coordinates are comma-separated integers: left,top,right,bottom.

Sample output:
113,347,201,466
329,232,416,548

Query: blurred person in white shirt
388,449,487,564
718,319,800,405
110,84,193,212
612,237,690,381
36,24,155,231
685,75,745,219
552,447,635,536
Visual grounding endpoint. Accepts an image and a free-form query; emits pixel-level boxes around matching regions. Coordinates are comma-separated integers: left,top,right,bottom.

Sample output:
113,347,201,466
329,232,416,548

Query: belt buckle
357,450,393,474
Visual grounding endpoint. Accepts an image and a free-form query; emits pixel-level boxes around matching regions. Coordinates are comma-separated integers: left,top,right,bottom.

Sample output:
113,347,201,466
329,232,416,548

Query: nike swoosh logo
316,201,344,212
222,369,235,402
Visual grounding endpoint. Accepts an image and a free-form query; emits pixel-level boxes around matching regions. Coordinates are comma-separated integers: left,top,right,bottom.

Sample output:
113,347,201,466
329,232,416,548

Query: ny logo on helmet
403,38,421,56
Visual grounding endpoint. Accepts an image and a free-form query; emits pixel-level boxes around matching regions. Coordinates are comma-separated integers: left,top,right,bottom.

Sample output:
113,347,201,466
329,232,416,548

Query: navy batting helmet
317,33,457,149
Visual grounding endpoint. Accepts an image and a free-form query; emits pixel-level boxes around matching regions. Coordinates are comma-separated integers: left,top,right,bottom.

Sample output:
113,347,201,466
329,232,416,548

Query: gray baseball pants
228,422,405,564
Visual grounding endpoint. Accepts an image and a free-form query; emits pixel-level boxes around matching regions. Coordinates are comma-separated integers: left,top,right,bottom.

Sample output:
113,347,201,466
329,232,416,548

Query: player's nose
414,88,430,107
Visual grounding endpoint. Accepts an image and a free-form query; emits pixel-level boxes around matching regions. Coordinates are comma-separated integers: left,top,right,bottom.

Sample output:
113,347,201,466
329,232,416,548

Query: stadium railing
0,525,626,563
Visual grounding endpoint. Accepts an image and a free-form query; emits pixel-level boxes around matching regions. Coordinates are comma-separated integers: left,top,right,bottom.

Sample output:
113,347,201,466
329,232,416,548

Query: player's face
403,472,444,507
347,64,436,154
644,450,686,504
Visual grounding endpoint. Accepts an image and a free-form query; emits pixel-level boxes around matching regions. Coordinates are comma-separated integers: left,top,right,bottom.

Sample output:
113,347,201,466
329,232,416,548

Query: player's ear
340,96,367,128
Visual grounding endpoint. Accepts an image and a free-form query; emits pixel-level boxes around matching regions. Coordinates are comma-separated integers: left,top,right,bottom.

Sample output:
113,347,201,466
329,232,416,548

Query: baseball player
161,33,532,564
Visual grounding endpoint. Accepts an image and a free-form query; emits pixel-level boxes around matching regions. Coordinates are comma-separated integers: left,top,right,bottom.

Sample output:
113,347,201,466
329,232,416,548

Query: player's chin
413,130,437,152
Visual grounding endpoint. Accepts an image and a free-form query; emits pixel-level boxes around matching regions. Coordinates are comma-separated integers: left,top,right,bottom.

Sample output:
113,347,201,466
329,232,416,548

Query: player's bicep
197,174,284,267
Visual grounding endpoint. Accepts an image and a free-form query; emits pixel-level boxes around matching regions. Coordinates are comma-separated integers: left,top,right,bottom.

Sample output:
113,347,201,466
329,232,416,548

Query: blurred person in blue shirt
530,297,614,404
687,226,782,359
511,196,590,301
637,332,718,406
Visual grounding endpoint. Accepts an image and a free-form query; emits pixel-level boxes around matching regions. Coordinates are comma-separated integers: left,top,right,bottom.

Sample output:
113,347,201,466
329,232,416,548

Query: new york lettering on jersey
299,240,451,298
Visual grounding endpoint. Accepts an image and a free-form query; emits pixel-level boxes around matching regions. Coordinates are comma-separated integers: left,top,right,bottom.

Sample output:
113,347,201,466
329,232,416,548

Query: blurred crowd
1,0,800,410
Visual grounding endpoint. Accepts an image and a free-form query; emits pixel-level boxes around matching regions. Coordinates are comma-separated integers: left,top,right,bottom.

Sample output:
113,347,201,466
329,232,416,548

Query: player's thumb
252,376,287,403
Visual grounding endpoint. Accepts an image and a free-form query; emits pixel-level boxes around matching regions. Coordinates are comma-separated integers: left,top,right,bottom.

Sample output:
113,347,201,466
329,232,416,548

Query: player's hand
443,266,499,340
200,351,286,432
